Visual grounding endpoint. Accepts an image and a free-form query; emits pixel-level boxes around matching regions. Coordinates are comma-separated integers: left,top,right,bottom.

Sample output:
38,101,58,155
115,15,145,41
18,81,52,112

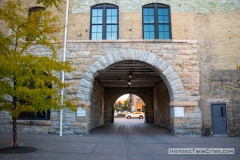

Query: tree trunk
12,96,18,148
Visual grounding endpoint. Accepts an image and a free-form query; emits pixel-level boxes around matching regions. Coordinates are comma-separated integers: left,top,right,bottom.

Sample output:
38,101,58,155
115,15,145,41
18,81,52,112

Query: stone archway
78,49,185,102
77,49,201,136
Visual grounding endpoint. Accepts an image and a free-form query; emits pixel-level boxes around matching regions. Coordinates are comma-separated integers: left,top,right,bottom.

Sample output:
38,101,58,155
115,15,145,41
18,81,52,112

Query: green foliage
0,1,76,118
37,0,64,11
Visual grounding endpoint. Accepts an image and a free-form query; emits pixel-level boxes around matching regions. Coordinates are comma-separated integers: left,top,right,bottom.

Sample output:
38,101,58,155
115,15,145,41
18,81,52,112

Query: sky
116,94,129,102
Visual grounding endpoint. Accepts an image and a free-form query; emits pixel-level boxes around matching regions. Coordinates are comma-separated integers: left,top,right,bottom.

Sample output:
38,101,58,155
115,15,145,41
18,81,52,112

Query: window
17,72,51,120
143,3,171,39
90,4,119,40
26,7,45,41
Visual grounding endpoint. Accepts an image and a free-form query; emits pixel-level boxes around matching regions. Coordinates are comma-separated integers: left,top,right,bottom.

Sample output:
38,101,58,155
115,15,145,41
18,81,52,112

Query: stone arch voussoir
78,49,186,102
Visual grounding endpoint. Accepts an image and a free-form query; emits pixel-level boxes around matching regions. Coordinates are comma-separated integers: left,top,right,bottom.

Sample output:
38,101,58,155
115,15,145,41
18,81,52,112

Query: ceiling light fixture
128,80,131,85
129,73,132,78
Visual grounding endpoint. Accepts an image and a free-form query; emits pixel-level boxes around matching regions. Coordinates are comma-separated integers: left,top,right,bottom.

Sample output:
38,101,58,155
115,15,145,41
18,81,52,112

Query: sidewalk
0,122,240,160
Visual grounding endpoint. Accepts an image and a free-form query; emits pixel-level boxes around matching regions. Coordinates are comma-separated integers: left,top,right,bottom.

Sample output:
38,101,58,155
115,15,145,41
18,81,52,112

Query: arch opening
113,94,146,123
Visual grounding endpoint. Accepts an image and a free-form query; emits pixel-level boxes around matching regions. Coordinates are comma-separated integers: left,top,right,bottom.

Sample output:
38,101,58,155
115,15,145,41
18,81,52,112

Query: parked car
125,112,144,119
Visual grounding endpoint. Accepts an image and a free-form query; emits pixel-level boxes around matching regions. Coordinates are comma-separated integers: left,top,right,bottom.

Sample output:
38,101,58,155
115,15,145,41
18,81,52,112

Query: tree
37,0,64,10
0,1,76,149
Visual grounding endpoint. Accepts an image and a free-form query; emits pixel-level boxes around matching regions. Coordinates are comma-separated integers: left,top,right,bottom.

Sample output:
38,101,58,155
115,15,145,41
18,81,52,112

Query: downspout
60,0,70,136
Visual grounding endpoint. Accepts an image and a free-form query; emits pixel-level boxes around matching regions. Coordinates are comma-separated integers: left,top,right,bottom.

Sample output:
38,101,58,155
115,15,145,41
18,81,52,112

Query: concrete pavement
0,118,239,160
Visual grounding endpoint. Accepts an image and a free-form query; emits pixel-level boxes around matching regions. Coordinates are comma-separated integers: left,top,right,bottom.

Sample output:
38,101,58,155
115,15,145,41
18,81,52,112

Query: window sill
9,119,52,126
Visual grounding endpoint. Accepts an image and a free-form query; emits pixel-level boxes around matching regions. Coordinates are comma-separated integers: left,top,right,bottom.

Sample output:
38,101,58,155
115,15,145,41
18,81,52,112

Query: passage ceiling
96,60,163,87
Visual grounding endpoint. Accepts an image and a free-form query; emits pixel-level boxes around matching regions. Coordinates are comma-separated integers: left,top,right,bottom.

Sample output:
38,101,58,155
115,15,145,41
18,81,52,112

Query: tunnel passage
89,60,171,130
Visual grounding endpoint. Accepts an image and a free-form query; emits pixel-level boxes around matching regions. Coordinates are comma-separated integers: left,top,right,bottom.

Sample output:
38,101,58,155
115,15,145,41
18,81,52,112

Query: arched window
90,4,119,40
142,3,171,39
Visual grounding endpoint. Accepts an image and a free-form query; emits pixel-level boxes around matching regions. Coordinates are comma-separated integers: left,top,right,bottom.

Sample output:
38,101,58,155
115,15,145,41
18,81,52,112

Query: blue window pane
111,16,117,23
144,16,149,23
149,32,155,39
107,25,111,31
159,25,164,31
96,33,102,40
144,25,149,31
97,17,102,23
97,25,102,32
149,16,154,23
98,9,102,16
149,25,154,31
111,32,117,39
149,8,154,15
144,32,149,39
158,16,163,23
92,17,97,23
92,25,97,32
164,32,170,39
163,9,168,15
164,16,169,23
112,25,117,32
107,16,111,23
107,9,111,16
112,9,117,16
106,33,111,39
92,9,98,16
159,32,164,39
164,25,169,31
143,8,148,15
91,33,96,40
158,9,163,15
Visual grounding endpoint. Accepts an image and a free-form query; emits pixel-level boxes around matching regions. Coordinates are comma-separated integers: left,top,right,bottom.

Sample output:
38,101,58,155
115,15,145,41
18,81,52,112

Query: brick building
0,0,240,136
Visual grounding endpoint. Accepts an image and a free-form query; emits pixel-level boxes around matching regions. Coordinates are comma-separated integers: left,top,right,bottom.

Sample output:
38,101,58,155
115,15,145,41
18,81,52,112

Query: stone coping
9,119,52,126
67,39,198,44
23,39,198,44
170,101,198,107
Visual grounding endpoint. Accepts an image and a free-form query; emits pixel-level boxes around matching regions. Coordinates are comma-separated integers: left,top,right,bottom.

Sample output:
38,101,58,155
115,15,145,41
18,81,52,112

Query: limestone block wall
90,80,104,129
154,81,170,129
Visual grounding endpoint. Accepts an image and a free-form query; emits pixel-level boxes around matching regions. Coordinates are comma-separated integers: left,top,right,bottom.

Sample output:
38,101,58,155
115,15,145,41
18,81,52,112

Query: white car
125,112,144,119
